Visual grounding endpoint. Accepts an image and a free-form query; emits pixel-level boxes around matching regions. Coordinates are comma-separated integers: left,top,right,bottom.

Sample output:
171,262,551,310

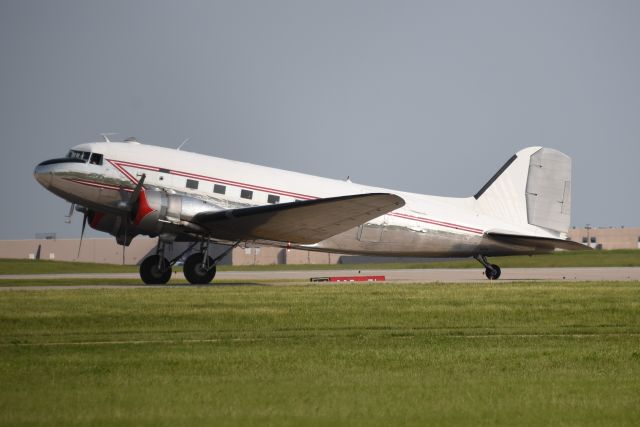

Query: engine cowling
87,190,221,244
132,189,223,235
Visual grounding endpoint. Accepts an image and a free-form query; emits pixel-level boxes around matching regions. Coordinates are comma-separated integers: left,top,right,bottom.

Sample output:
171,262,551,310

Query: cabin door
357,216,387,243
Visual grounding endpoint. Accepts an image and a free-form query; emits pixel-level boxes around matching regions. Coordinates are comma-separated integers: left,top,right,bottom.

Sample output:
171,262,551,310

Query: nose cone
34,162,53,188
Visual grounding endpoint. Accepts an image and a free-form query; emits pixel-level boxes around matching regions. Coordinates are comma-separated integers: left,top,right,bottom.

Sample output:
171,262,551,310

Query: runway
1,267,639,290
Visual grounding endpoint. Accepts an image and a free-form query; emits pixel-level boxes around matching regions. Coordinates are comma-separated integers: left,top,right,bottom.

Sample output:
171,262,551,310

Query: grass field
1,249,640,275
0,258,139,275
0,278,297,287
1,282,639,426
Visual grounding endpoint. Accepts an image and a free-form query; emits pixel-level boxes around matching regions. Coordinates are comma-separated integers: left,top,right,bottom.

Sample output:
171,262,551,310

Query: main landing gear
474,254,501,280
183,252,216,284
139,240,240,285
140,254,172,284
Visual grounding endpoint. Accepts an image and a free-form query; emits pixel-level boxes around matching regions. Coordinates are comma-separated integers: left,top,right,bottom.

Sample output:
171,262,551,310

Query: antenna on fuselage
100,133,117,142
176,138,190,151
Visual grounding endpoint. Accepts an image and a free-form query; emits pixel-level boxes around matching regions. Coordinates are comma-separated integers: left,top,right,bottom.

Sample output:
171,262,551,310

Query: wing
191,193,405,244
486,231,591,251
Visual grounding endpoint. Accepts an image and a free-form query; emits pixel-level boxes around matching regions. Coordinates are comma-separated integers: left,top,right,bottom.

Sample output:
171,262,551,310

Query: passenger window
213,184,226,195
186,179,199,190
267,194,280,204
240,189,253,200
89,153,103,165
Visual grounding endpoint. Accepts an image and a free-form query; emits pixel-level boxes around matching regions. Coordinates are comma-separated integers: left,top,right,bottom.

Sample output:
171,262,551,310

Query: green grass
1,249,640,276
0,278,143,287
0,282,639,426
0,278,298,287
0,258,139,275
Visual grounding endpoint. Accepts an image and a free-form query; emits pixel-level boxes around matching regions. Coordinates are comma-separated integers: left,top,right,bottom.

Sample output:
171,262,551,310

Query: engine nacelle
132,190,223,235
88,210,139,246
87,190,221,244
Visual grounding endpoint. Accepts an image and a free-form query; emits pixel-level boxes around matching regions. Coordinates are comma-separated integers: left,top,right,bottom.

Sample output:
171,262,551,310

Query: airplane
33,137,588,284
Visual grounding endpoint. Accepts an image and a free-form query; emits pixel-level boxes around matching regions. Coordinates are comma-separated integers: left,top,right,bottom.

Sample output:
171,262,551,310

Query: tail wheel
183,253,217,284
485,264,501,280
140,255,171,284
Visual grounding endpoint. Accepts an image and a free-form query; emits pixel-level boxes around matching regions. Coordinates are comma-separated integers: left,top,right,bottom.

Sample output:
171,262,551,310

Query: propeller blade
122,217,128,265
128,173,146,209
77,211,88,259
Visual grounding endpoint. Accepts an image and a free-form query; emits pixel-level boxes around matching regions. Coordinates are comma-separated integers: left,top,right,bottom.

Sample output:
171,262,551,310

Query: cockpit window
90,153,103,165
67,150,88,161
66,150,100,164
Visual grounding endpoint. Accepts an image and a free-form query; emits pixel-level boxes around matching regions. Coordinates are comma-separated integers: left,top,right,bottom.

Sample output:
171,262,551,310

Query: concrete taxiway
1,267,639,291
222,267,640,282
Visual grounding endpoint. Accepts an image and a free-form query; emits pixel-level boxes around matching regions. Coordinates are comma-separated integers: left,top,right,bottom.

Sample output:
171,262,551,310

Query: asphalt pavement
1,267,639,290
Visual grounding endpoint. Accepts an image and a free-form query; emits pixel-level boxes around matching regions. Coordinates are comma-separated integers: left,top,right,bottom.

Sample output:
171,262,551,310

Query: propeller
77,209,88,259
122,218,128,265
73,174,147,263
128,174,146,208
120,173,146,265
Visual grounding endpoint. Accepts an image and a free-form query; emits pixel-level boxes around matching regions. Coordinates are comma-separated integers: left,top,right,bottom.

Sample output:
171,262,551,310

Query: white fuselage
34,141,565,257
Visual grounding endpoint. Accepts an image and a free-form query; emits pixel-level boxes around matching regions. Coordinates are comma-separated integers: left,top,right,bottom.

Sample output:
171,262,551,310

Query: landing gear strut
474,254,501,280
182,240,240,285
139,240,240,285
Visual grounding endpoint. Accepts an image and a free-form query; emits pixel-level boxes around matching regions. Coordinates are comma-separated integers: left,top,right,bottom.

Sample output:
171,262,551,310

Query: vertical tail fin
474,147,572,233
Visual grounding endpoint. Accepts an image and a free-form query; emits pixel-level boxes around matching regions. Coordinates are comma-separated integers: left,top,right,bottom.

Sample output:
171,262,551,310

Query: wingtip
364,192,406,208
390,193,406,208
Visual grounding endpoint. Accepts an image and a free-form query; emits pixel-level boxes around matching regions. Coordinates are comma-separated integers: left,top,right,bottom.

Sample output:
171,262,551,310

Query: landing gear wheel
485,264,501,280
140,255,171,284
183,253,217,284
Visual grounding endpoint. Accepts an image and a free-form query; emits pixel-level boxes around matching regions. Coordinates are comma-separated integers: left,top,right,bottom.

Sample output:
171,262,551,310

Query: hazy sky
1,0,638,239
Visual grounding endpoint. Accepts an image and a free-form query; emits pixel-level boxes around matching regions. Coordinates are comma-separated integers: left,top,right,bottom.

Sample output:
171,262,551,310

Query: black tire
485,264,501,280
183,253,216,284
140,255,172,285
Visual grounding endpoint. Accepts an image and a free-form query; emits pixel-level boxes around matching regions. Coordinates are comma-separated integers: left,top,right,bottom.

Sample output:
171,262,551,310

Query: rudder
525,148,571,232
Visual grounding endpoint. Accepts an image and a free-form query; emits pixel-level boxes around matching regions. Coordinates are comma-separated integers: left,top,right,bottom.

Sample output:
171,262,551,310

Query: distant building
568,227,640,250
0,237,347,266
0,237,164,265
0,226,637,265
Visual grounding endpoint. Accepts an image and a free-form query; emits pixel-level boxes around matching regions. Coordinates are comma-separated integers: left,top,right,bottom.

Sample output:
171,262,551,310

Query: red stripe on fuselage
169,169,316,200
65,178,133,192
106,159,140,184
106,158,485,235
389,212,483,234
109,159,315,200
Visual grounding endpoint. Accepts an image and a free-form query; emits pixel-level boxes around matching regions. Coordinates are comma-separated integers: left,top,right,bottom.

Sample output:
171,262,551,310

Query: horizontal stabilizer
191,193,405,244
486,231,591,251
